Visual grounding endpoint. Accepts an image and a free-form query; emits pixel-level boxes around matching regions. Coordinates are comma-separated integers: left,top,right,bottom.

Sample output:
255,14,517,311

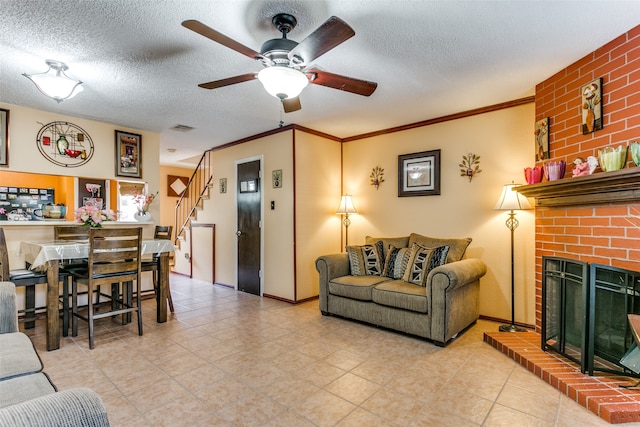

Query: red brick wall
534,25,640,331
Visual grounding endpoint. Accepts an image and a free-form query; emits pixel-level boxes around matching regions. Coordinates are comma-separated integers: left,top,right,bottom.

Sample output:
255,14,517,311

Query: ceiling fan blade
182,20,265,62
198,72,258,89
282,97,302,113
288,16,355,66
306,69,377,96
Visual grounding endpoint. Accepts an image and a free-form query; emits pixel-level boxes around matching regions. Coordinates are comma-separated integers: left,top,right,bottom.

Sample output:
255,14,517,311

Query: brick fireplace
486,24,640,424
530,24,640,333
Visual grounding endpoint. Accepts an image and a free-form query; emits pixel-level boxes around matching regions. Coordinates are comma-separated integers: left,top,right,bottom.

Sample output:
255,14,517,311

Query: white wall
196,131,296,299
342,104,536,325
0,103,161,221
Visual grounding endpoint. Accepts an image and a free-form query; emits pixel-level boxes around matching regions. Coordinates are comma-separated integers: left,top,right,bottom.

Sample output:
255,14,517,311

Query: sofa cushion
0,333,43,380
372,280,428,313
329,275,391,301
402,244,449,286
365,236,410,258
383,245,412,279
347,242,383,276
0,372,56,409
408,233,471,263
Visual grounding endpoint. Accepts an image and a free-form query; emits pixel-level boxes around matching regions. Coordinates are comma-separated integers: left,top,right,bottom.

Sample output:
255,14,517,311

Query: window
117,181,146,221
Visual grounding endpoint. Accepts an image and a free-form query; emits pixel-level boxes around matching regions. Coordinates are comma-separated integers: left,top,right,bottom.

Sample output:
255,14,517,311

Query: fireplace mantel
517,167,640,207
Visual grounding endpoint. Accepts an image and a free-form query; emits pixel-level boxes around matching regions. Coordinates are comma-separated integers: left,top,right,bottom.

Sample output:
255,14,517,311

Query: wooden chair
70,227,143,349
141,225,174,313
0,227,69,329
54,225,90,336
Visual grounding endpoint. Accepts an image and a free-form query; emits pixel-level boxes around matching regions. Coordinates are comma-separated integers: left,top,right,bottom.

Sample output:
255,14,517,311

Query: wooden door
236,160,261,295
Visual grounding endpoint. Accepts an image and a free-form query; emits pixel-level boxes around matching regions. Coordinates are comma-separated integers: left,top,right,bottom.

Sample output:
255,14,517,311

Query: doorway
236,159,262,295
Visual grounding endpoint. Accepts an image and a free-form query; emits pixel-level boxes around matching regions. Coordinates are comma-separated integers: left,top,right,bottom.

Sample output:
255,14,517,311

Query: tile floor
21,274,640,426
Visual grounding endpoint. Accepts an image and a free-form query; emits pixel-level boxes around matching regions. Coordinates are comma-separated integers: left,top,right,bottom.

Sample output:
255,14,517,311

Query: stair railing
174,149,213,243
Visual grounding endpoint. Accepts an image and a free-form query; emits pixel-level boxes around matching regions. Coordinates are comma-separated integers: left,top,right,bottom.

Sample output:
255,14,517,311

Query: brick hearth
485,331,640,424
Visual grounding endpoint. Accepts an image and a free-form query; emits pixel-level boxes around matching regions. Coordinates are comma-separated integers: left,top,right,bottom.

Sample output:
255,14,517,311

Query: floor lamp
494,182,532,332
336,195,358,249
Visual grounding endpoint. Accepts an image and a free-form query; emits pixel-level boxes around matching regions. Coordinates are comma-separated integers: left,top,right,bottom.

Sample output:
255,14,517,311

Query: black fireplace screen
542,257,588,371
588,264,640,375
542,257,640,376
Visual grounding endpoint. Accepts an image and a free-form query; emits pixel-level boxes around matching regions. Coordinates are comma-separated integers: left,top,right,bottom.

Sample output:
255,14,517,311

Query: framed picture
167,175,189,197
272,169,282,188
581,77,603,134
219,178,227,194
398,149,441,197
0,108,9,166
535,117,549,161
115,130,142,178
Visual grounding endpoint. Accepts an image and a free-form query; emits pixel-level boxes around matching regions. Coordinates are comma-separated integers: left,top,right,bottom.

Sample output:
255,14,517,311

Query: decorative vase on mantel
134,211,151,222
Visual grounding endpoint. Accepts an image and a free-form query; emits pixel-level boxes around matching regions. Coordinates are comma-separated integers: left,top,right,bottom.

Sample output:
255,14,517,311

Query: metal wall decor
459,153,481,182
36,121,94,167
370,166,384,190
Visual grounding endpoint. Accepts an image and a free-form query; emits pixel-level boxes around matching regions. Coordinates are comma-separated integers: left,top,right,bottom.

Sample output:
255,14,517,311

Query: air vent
170,124,195,132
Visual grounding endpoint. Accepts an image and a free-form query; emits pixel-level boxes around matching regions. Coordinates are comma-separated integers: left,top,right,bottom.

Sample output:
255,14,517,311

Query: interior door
236,160,261,295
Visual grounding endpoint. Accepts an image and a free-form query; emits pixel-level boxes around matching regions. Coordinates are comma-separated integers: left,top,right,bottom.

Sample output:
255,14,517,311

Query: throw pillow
402,243,450,286
383,245,412,279
347,242,383,276
408,233,471,263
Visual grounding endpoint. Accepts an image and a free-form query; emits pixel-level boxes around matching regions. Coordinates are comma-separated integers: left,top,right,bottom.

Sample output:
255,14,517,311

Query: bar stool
70,227,143,349
0,227,69,330
141,226,174,313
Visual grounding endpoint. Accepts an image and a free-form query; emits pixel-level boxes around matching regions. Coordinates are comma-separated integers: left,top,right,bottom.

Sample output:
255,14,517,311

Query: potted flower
74,205,116,228
133,190,158,222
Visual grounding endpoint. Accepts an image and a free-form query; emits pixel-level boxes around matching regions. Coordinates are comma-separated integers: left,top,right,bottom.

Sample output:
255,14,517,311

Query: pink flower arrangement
74,205,116,228
134,191,158,214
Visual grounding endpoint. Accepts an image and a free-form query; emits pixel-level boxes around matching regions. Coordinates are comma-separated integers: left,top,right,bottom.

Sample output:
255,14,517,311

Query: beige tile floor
21,274,640,426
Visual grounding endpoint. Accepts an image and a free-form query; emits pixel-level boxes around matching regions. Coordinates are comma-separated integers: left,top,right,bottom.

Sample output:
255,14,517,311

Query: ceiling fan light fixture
23,59,83,103
257,66,308,100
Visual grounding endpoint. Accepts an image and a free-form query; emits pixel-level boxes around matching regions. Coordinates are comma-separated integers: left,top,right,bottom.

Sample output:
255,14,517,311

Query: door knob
236,230,242,236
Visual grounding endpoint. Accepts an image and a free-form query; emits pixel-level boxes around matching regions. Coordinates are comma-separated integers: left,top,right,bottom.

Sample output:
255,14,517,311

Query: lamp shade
257,66,308,100
336,195,358,215
23,60,83,103
494,183,532,211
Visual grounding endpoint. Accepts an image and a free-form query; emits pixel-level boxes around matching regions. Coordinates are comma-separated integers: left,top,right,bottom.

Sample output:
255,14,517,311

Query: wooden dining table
20,239,175,351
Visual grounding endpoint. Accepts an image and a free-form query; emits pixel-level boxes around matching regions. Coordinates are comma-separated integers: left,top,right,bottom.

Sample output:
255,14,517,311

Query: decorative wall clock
36,121,94,167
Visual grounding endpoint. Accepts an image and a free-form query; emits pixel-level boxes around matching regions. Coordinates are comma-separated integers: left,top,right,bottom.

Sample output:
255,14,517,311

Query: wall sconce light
23,60,83,103
494,182,532,332
336,195,358,249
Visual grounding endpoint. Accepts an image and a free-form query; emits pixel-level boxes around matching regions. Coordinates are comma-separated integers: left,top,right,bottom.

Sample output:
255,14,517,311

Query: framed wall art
219,178,227,194
115,130,142,178
272,169,282,188
167,175,189,197
535,117,549,161
398,149,441,197
0,108,9,166
581,78,603,134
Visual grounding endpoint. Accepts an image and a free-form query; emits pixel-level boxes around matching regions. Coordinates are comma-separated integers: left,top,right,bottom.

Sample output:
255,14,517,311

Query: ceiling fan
182,13,378,113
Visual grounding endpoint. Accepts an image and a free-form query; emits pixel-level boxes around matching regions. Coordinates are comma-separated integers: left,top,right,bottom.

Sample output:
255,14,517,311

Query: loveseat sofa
0,281,110,426
316,233,487,346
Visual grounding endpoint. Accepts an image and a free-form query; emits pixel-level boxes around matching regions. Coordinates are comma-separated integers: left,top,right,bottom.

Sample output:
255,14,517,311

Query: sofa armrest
315,254,350,312
427,258,487,344
0,282,19,334
0,388,110,426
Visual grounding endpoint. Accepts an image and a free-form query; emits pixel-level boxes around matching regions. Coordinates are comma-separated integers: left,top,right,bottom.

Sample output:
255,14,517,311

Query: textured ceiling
1,1,639,167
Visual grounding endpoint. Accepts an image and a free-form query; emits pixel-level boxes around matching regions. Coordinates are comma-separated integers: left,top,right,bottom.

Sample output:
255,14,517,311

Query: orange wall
0,171,76,219
533,24,640,330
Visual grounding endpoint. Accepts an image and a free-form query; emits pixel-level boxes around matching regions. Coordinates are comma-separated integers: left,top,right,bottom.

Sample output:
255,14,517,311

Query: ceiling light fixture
23,60,83,103
257,66,308,100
